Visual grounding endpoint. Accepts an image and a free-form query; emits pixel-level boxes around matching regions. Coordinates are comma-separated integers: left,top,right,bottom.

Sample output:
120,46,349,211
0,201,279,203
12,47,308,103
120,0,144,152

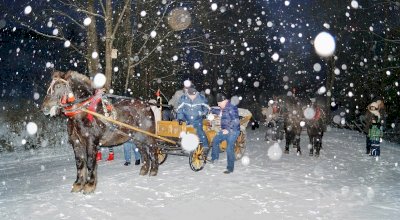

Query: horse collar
63,90,103,121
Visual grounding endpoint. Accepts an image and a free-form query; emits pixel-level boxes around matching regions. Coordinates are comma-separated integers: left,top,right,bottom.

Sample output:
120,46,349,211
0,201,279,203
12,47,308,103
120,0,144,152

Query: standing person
368,116,383,157
211,93,240,174
364,101,383,155
176,87,210,150
123,140,141,166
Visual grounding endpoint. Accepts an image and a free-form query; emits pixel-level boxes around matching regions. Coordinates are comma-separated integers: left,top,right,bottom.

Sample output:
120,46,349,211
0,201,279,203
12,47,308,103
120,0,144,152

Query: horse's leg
309,137,314,156
292,129,298,148
295,133,301,155
139,145,150,175
320,131,324,149
284,133,290,154
83,142,97,194
149,146,159,176
71,144,87,192
315,136,322,157
308,130,314,156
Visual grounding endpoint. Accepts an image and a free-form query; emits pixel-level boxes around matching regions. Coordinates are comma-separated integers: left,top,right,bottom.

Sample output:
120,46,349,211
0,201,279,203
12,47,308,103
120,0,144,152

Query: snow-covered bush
0,100,68,153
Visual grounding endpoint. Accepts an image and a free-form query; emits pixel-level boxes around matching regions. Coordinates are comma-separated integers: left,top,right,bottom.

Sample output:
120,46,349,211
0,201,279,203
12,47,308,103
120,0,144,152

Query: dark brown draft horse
41,70,158,194
306,103,326,157
281,96,303,155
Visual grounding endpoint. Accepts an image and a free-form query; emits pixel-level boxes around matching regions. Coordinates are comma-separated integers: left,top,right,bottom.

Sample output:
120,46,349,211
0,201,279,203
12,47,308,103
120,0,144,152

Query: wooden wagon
154,108,252,171
85,99,252,172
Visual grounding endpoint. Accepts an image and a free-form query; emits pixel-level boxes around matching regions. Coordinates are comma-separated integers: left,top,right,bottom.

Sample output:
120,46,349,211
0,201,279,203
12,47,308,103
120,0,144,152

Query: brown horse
41,70,159,194
306,104,326,157
281,96,303,155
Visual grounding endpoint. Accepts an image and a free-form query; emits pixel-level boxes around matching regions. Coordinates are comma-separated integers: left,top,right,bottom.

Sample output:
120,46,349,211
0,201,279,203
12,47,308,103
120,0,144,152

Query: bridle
45,77,101,118
46,78,76,107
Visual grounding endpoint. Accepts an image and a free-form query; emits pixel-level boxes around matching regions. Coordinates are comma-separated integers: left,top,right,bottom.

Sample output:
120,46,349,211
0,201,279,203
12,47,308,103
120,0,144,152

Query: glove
178,120,183,125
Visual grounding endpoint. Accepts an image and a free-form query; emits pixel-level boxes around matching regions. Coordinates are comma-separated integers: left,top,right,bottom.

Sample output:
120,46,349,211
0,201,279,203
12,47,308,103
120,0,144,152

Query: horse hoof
140,166,149,175
297,151,302,156
83,183,96,194
71,183,83,193
149,169,158,176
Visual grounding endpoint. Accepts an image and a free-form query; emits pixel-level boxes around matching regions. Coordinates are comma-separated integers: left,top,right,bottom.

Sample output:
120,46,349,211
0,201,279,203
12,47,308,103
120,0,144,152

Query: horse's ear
52,70,64,79
64,71,73,81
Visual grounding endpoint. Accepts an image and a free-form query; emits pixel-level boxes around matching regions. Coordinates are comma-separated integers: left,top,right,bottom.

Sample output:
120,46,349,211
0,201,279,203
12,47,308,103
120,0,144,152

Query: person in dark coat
210,93,240,174
176,87,210,149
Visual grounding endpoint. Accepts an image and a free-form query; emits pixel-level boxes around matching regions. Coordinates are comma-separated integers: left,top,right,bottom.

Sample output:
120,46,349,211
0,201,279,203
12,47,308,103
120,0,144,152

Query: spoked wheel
189,145,207,172
157,148,168,165
234,131,246,160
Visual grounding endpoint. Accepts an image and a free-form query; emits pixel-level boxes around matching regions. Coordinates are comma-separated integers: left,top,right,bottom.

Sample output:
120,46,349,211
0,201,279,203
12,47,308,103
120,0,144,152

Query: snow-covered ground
1,126,399,220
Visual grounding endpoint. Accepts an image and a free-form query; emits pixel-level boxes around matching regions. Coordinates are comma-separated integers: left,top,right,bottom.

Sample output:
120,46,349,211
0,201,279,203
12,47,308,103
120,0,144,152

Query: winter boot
96,151,102,161
135,159,141,165
106,152,114,161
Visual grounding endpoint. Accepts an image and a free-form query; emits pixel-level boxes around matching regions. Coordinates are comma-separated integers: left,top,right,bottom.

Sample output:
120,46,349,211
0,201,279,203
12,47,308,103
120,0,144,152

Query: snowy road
1,127,399,220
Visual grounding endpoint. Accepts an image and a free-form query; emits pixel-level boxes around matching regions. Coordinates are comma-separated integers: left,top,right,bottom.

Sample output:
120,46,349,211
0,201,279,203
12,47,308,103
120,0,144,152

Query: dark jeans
124,141,141,162
366,135,371,154
211,130,240,172
370,140,380,156
191,122,209,148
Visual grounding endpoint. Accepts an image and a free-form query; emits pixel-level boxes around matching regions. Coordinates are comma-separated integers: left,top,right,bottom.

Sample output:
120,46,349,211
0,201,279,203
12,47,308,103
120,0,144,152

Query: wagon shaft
81,109,177,145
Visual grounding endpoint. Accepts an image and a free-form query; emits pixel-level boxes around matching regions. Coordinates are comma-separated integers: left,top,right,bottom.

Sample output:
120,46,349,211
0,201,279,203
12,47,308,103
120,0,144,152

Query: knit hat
187,87,197,96
216,93,227,102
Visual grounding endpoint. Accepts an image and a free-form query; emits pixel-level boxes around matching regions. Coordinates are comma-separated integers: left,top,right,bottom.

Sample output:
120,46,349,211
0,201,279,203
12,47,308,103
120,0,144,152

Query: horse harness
47,78,116,122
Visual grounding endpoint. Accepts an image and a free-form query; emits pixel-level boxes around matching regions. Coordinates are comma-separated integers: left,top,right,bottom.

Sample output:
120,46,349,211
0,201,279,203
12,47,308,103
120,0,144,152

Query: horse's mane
57,70,94,98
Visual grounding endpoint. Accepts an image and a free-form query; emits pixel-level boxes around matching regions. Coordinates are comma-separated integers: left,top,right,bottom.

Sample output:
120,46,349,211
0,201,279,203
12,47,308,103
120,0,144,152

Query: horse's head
41,71,93,117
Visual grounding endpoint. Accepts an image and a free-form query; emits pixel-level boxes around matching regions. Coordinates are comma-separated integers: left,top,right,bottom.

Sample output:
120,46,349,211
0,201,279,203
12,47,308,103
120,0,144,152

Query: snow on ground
0,126,399,220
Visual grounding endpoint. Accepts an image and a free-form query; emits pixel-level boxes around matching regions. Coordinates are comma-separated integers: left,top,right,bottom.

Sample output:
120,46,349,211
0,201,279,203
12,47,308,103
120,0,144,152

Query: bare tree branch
135,1,174,57
99,0,107,17
51,9,86,29
18,22,85,57
111,0,131,39
130,31,174,68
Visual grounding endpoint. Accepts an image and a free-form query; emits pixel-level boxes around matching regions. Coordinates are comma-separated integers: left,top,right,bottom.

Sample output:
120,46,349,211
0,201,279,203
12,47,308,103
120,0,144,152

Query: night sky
0,0,399,122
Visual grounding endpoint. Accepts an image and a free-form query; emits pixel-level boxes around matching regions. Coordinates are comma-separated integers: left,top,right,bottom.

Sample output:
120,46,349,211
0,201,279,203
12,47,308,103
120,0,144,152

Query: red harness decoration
313,107,321,120
86,90,103,122
63,90,104,122
63,98,92,118
272,105,279,114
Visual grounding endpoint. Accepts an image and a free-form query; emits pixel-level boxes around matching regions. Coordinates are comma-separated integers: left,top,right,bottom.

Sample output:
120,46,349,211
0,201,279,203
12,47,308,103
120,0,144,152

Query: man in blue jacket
211,93,240,174
176,87,210,150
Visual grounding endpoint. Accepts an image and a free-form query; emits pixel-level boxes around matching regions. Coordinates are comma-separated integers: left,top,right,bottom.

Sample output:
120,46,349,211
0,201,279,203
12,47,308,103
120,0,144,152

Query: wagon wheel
189,145,206,171
157,148,168,165
234,131,246,160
